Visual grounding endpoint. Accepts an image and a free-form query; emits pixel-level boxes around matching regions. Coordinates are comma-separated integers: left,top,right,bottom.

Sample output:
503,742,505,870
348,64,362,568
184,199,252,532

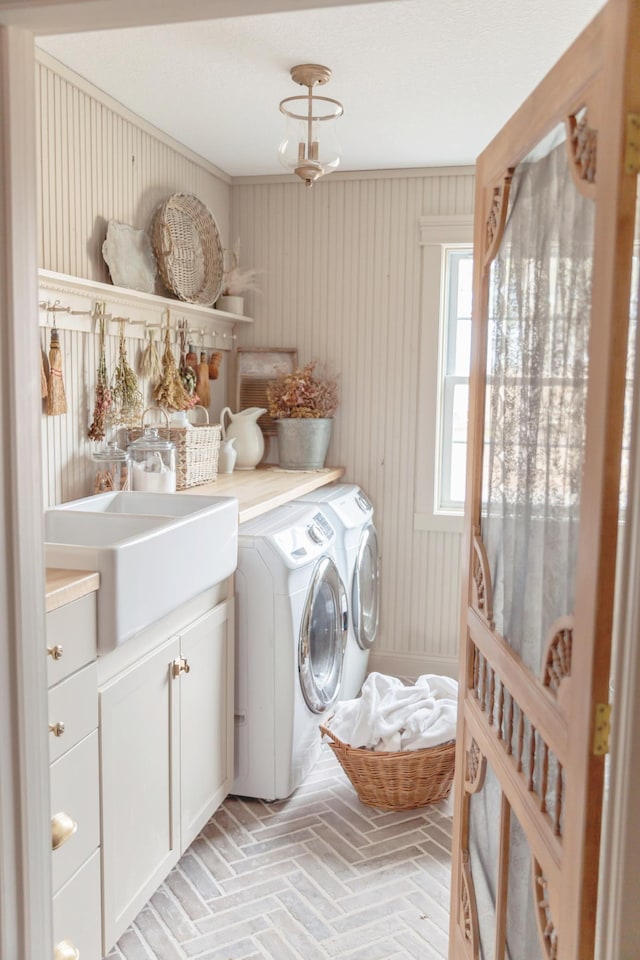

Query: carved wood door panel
449,3,640,959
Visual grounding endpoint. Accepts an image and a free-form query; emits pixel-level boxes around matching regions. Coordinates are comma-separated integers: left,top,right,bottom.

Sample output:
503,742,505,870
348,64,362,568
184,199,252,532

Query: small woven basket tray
320,723,456,811
151,193,224,305
129,406,221,490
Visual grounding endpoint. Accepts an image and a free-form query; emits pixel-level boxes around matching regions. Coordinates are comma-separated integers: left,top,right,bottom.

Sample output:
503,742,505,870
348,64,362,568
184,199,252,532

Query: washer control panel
268,507,337,566
309,511,335,543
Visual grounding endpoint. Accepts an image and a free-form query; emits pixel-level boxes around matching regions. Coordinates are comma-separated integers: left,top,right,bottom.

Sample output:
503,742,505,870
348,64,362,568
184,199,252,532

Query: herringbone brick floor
106,744,452,960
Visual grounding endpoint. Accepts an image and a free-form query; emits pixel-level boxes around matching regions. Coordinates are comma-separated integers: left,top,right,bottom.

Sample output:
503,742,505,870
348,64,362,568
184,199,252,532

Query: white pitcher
219,407,266,470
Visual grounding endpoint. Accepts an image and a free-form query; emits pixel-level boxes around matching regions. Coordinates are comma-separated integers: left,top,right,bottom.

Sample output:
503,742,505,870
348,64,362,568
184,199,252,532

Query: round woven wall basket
151,193,224,305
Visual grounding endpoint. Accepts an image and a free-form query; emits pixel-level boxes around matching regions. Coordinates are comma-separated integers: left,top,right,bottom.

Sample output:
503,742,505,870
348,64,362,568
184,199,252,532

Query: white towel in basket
326,672,458,752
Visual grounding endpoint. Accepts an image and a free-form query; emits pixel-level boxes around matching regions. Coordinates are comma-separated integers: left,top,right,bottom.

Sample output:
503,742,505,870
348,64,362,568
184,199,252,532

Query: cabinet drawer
47,592,97,688
48,662,97,763
50,730,99,895
53,848,101,960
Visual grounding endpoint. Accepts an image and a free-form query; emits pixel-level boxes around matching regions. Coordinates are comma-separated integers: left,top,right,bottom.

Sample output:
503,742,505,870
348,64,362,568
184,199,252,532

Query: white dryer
233,501,348,801
297,484,379,699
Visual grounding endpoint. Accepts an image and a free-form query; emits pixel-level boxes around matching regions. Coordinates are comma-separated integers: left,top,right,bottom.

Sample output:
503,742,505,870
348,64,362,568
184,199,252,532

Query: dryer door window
352,525,380,651
298,556,348,714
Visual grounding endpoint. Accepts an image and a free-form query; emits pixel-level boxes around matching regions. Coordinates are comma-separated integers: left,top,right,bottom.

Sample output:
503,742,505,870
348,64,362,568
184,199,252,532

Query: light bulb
278,113,341,187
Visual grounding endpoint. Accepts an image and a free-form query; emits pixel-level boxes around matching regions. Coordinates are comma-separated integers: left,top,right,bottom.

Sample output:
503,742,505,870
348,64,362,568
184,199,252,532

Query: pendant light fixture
278,64,343,188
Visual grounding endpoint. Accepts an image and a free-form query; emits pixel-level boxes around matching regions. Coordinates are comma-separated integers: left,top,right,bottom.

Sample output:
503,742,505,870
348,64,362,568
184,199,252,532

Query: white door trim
0,23,51,960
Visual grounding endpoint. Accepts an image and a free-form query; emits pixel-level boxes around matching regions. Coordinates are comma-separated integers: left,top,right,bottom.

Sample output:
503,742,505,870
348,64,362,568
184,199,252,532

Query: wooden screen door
449,2,640,958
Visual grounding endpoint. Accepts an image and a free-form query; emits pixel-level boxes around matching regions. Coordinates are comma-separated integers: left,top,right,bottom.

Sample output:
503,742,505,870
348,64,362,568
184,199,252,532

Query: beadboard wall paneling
36,53,231,282
231,171,474,669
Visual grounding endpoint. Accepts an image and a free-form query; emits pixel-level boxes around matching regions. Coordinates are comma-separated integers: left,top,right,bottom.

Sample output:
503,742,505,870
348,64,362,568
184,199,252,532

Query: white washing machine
233,501,348,801
297,484,380,699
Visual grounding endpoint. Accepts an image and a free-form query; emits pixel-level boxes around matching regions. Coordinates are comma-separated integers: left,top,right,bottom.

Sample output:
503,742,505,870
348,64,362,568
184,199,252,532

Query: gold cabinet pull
51,811,77,851
48,721,65,737
47,644,64,660
172,657,191,678
54,941,80,960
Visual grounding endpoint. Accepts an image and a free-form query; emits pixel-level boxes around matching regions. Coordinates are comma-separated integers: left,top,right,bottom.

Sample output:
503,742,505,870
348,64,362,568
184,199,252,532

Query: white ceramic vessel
218,437,237,474
219,406,266,470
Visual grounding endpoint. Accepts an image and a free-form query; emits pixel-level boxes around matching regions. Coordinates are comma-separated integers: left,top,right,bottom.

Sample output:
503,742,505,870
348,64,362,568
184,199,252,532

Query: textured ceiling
36,0,604,178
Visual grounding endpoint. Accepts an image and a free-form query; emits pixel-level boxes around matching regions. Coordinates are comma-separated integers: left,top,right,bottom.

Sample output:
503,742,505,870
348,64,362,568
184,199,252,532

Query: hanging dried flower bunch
111,322,144,428
139,329,162,383
88,313,112,440
178,325,200,409
180,363,198,403
153,325,190,411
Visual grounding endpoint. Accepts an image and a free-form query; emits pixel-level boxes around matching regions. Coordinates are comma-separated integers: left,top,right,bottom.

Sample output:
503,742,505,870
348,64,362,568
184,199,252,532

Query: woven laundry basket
320,723,455,811
151,193,224,305
129,407,221,490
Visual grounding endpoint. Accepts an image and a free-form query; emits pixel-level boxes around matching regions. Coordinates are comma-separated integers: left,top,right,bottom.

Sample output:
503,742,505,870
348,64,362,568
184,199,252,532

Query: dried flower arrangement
154,326,192,411
88,314,112,440
178,326,200,407
266,361,339,419
111,324,144,428
139,329,162,382
220,238,261,297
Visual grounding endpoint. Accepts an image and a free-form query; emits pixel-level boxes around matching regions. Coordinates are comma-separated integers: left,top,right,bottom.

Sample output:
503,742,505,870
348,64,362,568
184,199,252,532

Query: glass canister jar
92,440,129,493
127,427,177,493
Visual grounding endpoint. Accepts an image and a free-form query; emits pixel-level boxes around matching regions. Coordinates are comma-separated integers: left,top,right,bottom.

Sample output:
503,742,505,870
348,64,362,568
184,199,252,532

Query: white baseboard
367,651,459,681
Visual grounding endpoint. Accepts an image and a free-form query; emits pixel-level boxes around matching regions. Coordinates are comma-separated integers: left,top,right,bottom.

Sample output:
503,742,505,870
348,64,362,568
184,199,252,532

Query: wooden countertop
45,568,100,613
182,465,345,523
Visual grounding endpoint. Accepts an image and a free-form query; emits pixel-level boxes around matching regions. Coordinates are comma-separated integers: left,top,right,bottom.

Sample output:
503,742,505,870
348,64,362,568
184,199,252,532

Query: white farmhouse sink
44,492,238,653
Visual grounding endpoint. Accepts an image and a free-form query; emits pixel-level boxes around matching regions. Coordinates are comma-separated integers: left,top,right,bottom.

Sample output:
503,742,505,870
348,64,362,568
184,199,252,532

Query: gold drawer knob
172,657,190,678
47,645,64,660
48,721,65,737
51,811,77,851
54,941,80,960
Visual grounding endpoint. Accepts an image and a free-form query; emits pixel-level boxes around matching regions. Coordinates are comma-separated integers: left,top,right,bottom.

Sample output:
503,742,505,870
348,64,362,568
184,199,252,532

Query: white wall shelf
38,269,253,348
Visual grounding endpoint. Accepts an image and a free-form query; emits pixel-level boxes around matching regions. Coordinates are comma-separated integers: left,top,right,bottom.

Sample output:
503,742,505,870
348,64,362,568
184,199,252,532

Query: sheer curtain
481,136,595,676
470,133,595,959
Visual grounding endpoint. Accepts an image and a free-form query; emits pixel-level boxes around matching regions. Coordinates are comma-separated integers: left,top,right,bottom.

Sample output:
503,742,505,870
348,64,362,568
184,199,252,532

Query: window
437,249,473,512
414,215,473,533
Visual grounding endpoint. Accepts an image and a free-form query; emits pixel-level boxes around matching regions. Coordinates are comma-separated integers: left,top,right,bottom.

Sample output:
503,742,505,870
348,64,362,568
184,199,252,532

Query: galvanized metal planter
276,418,333,470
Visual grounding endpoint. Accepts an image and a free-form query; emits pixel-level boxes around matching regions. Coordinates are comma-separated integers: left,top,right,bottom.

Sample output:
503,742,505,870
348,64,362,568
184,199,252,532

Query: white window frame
439,248,473,512
414,215,474,534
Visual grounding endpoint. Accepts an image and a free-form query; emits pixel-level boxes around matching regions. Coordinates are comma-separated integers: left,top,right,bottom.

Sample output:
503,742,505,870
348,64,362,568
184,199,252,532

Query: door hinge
625,113,640,174
593,702,612,756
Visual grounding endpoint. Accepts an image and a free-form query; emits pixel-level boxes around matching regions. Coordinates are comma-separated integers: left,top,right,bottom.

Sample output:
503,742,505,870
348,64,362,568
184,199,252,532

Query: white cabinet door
100,634,180,953
180,599,234,849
